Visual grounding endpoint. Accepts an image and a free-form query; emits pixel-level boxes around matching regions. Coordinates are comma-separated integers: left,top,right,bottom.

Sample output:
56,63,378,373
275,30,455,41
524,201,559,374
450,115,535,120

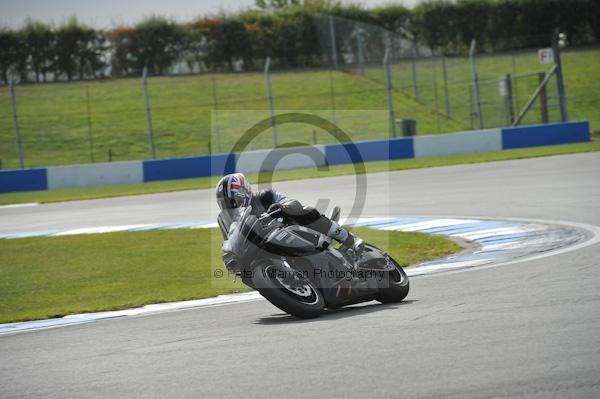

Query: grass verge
0,227,459,324
1,141,599,206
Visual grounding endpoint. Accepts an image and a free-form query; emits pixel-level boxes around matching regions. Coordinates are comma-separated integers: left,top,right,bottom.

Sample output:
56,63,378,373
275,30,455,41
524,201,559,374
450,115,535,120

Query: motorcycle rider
216,172,363,253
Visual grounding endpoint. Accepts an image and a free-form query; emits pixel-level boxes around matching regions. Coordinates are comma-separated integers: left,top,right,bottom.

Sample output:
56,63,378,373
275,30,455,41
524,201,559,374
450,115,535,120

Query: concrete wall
0,121,590,194
413,129,502,157
46,161,143,189
235,145,326,174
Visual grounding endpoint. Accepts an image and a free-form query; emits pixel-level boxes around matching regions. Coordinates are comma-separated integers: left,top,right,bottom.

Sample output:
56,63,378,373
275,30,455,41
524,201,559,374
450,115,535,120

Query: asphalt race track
1,152,600,398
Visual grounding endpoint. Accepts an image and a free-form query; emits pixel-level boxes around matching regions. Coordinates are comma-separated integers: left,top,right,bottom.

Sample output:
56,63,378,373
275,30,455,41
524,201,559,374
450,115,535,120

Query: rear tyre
375,257,410,304
252,263,324,319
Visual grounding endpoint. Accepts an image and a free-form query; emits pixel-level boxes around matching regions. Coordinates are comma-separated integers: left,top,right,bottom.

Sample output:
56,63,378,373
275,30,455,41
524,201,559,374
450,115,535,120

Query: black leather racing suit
217,189,343,242
250,189,334,237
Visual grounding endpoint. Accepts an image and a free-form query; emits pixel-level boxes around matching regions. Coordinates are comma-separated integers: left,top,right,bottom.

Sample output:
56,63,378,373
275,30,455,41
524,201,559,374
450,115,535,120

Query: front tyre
375,257,410,304
252,262,324,319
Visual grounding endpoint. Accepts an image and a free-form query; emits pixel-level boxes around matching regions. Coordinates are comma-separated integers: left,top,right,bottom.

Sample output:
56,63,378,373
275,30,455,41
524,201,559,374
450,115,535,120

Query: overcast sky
0,0,424,29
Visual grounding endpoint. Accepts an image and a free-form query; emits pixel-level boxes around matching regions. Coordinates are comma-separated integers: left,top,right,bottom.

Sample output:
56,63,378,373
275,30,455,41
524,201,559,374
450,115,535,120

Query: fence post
329,67,337,125
431,58,440,133
356,23,365,75
442,56,450,116
469,82,474,129
211,77,222,153
411,41,419,101
8,79,24,169
383,32,392,58
512,65,557,127
538,72,549,123
504,74,515,125
469,39,483,129
552,29,568,122
264,57,278,148
85,85,95,162
329,15,338,69
142,67,157,159
383,49,396,138
511,54,518,110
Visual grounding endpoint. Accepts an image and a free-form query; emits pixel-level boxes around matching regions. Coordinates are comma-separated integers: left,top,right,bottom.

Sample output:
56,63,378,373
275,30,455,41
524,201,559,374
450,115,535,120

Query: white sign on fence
538,48,554,64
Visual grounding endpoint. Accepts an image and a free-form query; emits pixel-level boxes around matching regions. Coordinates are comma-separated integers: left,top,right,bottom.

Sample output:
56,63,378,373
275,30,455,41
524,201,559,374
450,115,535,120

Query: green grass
382,47,600,131
1,141,598,206
0,47,597,168
0,69,464,168
0,227,459,323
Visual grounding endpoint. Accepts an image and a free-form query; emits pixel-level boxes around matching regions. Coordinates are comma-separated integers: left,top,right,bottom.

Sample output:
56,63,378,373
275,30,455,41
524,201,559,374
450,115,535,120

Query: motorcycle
219,205,409,319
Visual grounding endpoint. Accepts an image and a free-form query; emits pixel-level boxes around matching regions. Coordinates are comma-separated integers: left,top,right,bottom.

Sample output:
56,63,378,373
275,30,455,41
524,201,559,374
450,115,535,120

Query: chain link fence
0,15,570,169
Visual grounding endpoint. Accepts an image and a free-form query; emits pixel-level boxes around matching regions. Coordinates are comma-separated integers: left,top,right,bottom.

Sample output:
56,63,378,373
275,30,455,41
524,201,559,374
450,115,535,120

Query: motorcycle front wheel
375,257,410,303
252,262,324,319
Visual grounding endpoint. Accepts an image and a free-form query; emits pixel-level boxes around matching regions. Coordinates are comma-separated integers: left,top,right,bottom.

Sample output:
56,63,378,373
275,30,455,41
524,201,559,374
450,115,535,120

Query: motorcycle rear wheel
252,263,324,319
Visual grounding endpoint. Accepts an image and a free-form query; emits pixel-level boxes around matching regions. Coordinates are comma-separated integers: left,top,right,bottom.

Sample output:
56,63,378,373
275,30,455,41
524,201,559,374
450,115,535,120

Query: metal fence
0,15,568,169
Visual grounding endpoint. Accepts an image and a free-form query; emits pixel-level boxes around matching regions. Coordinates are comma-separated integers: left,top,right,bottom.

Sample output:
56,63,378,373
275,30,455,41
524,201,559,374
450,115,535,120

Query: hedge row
0,0,597,83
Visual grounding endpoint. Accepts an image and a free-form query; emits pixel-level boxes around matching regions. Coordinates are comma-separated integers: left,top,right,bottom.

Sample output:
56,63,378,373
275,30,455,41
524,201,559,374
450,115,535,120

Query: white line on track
0,202,39,209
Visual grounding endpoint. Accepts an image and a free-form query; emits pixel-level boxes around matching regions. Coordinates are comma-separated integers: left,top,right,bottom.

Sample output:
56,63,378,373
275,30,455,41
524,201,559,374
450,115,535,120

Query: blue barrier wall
0,168,47,193
143,153,236,182
0,121,590,194
502,121,589,149
325,137,413,165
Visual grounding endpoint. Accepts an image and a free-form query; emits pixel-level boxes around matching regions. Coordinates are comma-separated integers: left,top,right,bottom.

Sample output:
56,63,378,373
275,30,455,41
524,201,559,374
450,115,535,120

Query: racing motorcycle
219,206,409,319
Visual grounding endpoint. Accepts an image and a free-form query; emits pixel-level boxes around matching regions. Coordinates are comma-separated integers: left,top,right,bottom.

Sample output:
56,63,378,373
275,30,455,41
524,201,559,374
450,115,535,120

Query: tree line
1,0,598,84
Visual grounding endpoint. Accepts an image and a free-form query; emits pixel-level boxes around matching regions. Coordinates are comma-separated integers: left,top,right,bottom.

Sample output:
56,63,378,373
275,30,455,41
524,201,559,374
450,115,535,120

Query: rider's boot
328,221,364,257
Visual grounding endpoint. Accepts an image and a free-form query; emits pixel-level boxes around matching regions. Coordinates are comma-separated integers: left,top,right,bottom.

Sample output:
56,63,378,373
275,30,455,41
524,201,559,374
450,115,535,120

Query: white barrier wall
235,145,326,174
412,129,502,158
47,161,144,189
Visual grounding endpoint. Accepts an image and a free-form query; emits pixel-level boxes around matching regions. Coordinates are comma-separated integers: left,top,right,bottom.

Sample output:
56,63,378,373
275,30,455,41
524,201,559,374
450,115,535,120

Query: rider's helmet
216,173,253,210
